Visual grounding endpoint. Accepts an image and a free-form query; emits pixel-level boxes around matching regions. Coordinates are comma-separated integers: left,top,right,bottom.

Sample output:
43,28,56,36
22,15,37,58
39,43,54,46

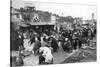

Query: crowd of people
10,24,96,66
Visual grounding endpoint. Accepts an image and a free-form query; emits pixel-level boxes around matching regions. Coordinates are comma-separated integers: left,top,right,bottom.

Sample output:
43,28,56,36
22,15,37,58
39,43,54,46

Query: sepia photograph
10,0,97,66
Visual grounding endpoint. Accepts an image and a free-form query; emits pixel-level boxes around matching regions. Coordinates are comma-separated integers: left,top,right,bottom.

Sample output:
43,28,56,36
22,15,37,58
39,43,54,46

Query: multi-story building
11,6,57,33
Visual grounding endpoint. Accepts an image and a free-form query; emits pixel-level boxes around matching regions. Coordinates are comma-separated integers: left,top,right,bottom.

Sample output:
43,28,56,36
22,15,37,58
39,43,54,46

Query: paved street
61,41,96,63
22,46,78,65
11,40,96,66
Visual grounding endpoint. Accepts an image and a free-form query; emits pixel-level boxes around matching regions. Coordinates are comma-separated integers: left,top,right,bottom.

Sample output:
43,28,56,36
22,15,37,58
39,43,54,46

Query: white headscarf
65,38,68,41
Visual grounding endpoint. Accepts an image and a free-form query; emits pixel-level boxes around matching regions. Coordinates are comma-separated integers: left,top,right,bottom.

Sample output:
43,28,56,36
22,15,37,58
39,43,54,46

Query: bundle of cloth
39,46,53,64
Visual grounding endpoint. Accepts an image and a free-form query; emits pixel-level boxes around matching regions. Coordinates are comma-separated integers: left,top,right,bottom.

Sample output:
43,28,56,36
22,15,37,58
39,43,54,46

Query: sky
11,0,97,20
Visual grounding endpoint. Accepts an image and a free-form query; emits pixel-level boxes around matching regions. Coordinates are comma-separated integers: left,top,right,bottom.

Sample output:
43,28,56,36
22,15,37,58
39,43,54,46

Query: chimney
91,13,95,25
92,13,94,20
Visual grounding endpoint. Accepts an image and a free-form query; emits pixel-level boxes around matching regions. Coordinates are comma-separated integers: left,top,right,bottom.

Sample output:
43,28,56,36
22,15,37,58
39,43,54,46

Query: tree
66,16,74,23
